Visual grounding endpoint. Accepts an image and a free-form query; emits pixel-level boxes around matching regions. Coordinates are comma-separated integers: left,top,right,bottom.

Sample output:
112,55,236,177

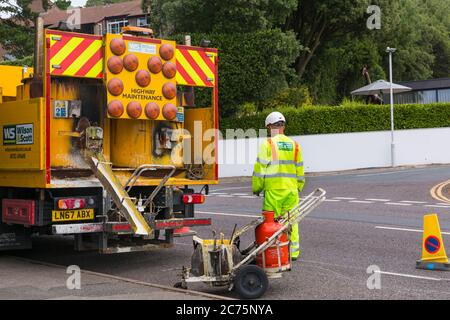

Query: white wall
218,127,450,177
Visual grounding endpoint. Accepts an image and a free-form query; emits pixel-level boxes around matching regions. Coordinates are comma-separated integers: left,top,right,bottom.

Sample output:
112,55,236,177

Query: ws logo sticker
3,124,34,145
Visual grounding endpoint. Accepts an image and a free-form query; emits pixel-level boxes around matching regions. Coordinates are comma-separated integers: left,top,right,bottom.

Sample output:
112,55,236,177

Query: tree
149,0,297,36
0,0,50,60
85,0,131,7
284,0,369,80
54,0,71,10
287,0,450,104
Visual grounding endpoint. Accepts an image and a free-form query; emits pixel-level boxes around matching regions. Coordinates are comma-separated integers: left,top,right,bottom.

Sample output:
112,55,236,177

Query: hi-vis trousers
263,189,300,259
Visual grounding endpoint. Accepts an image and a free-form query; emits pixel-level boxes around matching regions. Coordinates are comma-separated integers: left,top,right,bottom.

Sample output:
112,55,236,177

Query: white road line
196,211,260,218
386,202,412,206
217,195,234,198
324,199,341,202
374,225,450,235
400,200,428,204
239,196,258,199
333,197,357,200
436,202,450,206
375,270,442,281
424,205,450,208
231,193,250,196
210,186,252,192
209,192,229,195
365,198,390,202
349,200,373,204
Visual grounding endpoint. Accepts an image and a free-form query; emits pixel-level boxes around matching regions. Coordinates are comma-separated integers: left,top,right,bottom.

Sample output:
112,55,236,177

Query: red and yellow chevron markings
176,46,217,87
47,31,104,79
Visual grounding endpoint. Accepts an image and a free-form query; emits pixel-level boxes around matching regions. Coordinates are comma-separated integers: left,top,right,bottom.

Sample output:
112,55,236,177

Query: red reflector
155,220,184,229
183,218,211,226
2,199,35,226
58,198,86,210
111,223,132,232
182,193,205,204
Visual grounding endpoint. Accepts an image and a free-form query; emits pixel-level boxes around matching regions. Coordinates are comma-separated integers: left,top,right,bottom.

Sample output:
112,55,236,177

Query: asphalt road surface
7,165,450,299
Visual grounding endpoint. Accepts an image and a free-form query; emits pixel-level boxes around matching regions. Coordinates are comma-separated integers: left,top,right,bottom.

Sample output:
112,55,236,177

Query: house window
107,18,129,34
137,16,149,27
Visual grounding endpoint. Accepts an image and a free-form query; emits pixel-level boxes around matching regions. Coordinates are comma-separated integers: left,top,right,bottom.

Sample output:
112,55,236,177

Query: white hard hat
265,111,286,127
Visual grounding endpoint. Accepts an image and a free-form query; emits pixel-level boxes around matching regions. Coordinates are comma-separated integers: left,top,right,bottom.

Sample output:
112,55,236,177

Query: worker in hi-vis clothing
252,111,305,260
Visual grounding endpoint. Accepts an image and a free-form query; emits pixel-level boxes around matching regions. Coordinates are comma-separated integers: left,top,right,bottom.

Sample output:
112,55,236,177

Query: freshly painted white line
324,199,341,202
349,200,373,204
374,225,450,235
333,197,357,200
400,200,428,204
365,198,390,202
196,211,260,218
386,202,412,206
375,270,442,281
424,205,450,208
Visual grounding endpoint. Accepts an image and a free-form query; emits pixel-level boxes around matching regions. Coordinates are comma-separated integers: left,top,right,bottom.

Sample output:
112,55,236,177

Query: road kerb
8,256,234,300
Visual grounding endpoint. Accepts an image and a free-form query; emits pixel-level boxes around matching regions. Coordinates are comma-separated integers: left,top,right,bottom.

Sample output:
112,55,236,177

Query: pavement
4,164,450,299
0,255,228,300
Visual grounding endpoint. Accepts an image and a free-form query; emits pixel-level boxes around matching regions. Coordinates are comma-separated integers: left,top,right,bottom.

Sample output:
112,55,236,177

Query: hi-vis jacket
252,134,305,193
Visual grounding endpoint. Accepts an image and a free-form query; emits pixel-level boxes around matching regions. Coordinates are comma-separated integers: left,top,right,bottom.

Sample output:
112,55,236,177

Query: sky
1,0,88,17
71,0,87,7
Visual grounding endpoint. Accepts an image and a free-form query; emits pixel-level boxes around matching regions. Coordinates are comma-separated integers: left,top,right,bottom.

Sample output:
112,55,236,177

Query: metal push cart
176,188,326,299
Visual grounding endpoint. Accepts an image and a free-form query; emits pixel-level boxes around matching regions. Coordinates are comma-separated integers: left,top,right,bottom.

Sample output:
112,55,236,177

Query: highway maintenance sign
416,213,450,271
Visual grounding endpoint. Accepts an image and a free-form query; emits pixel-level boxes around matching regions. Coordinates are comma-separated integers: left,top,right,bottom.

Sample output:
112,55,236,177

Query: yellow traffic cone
416,214,450,271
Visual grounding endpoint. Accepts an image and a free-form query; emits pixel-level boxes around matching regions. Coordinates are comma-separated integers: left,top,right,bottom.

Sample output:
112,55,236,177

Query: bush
220,103,450,137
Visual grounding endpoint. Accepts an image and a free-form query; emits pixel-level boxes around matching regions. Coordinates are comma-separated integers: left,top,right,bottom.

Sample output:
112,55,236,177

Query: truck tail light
182,193,205,204
58,198,86,210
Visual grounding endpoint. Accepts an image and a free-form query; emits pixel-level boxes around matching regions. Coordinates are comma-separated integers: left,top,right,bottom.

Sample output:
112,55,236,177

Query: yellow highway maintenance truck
0,20,218,253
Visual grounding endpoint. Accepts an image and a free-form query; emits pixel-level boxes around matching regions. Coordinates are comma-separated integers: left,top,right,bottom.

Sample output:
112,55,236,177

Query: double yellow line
430,179,450,204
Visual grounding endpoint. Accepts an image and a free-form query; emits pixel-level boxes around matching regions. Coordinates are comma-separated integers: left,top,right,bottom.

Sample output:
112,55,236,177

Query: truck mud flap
0,224,32,251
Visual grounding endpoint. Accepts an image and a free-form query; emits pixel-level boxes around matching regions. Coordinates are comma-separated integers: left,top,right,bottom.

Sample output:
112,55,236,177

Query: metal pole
386,47,396,167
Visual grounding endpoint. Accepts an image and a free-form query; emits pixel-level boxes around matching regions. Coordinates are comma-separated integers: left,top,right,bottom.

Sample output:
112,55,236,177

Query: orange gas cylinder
255,211,290,272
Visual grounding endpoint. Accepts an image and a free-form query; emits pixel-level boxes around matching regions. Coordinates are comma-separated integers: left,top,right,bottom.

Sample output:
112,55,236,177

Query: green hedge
220,103,450,137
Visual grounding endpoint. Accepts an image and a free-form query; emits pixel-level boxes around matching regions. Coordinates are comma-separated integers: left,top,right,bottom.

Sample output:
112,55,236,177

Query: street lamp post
386,47,397,167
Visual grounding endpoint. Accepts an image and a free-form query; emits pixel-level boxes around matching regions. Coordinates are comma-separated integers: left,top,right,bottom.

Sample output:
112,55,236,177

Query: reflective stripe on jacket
252,134,305,193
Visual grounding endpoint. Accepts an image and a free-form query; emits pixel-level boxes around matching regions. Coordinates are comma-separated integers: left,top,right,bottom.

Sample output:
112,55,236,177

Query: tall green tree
149,0,297,36
0,0,49,60
284,0,369,80
290,0,450,104
85,0,131,7
54,0,71,10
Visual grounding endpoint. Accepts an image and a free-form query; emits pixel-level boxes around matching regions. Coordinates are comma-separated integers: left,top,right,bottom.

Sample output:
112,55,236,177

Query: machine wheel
234,265,268,299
